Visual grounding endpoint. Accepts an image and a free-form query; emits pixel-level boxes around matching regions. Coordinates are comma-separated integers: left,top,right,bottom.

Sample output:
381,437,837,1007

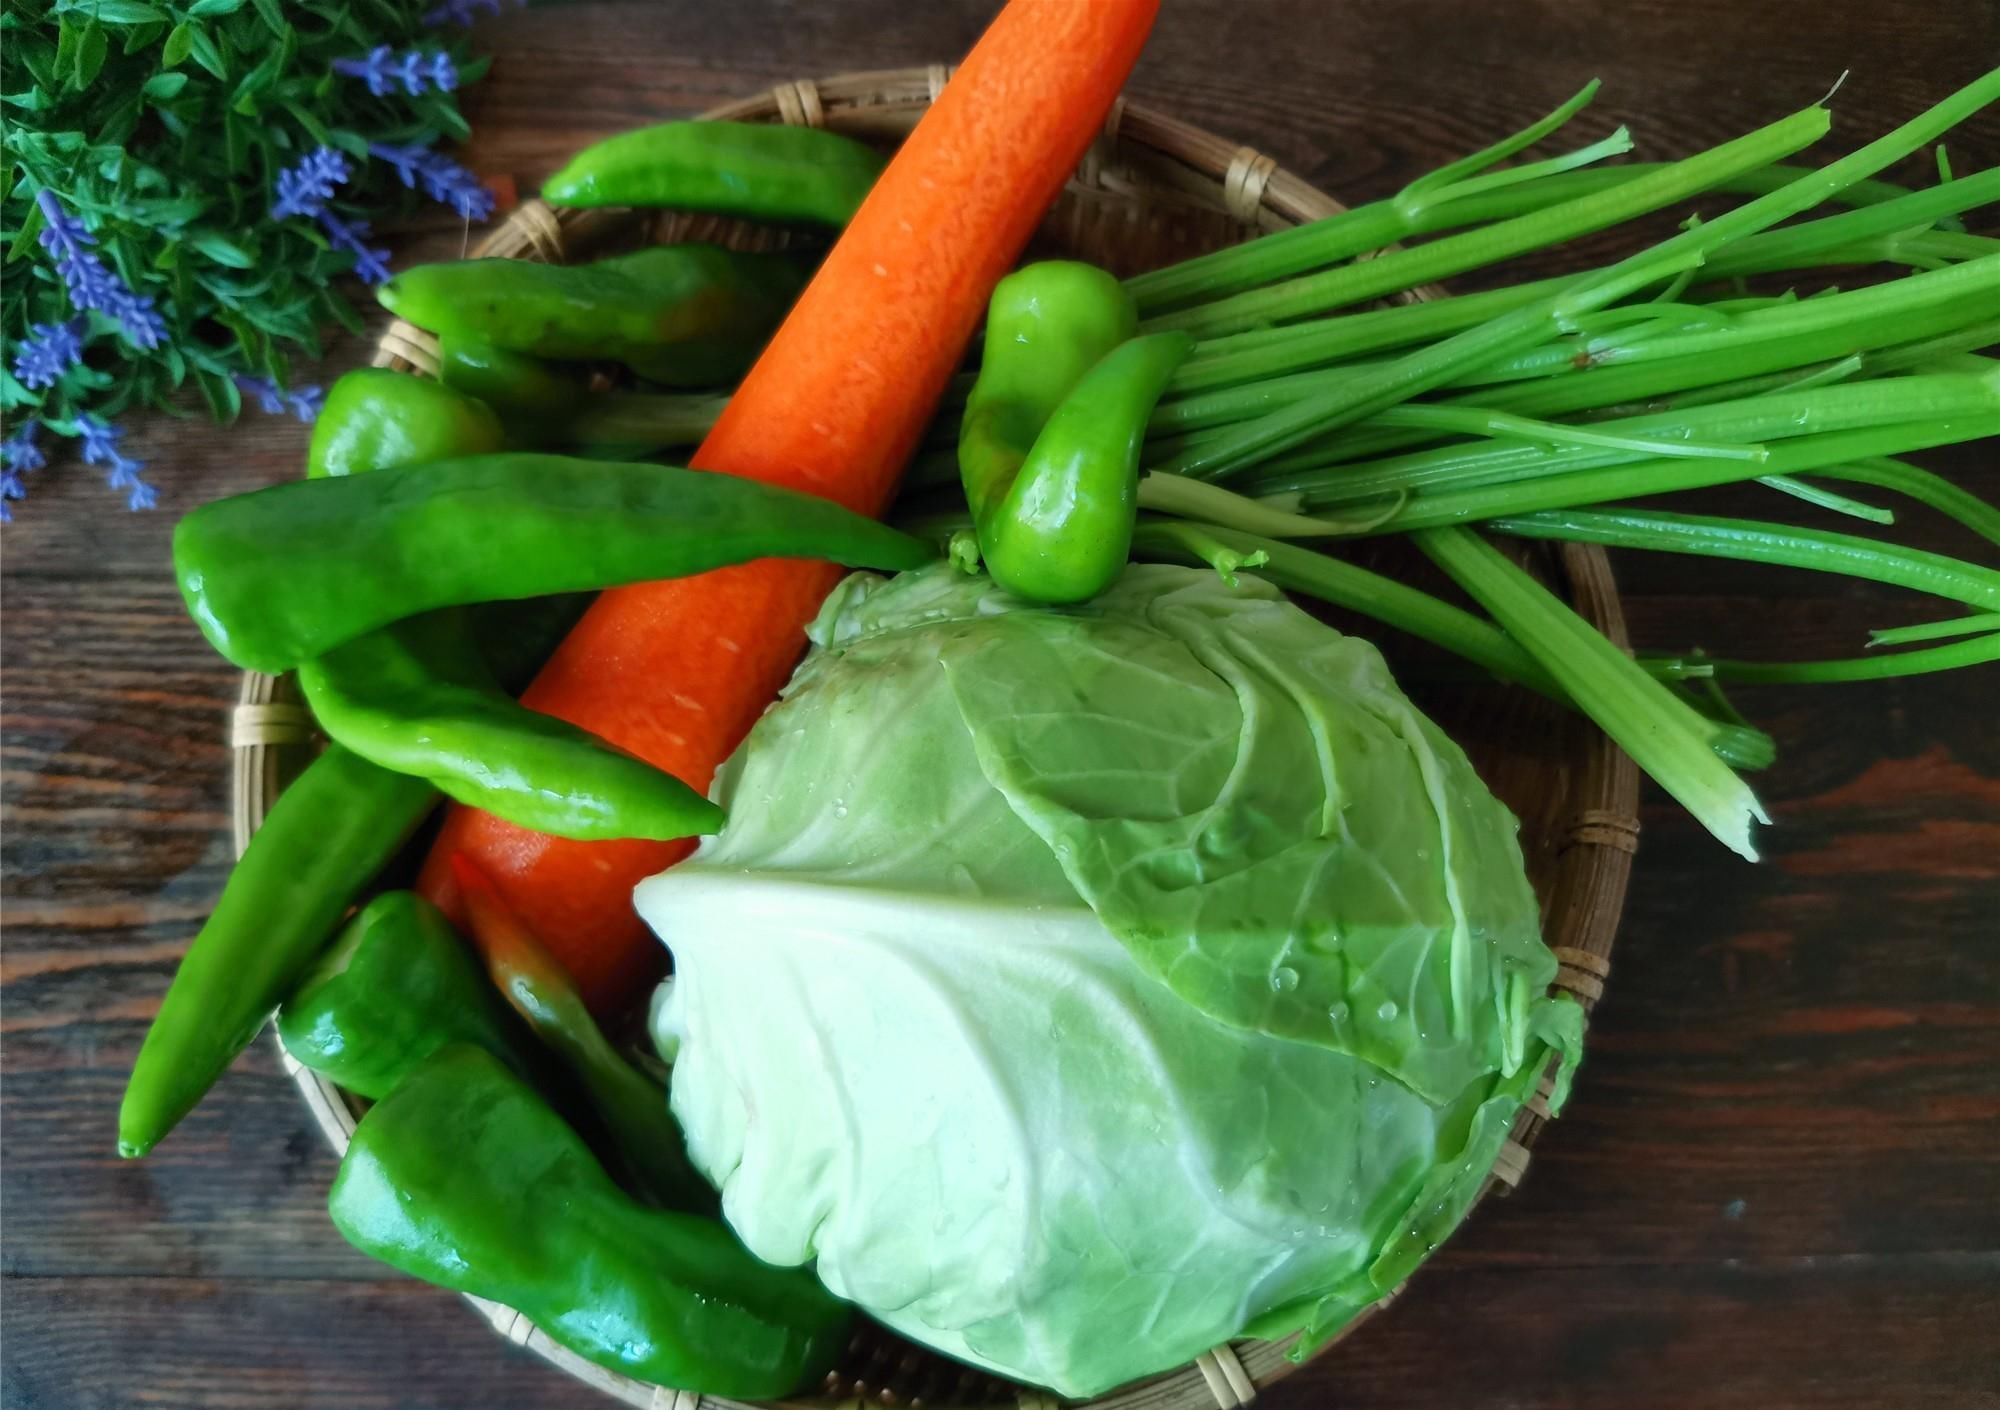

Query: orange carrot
419,0,1163,1011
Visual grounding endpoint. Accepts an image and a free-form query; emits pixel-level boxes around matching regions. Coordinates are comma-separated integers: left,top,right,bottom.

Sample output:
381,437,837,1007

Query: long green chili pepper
276,891,527,1101
175,455,936,673
328,1045,850,1398
118,749,436,1158
297,610,723,843
454,855,714,1214
543,119,886,226
117,594,589,1159
437,333,729,451
436,333,585,444
307,368,505,479
564,387,730,449
379,244,805,387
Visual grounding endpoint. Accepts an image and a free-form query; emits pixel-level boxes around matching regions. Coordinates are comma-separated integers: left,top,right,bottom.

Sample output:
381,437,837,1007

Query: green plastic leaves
639,563,1582,1397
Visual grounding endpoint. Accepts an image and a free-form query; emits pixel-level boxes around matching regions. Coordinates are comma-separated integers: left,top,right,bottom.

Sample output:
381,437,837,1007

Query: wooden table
5,2,1996,1406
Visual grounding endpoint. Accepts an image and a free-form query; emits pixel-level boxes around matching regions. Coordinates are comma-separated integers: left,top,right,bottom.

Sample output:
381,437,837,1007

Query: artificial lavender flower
78,414,157,511
270,148,392,284
319,211,393,285
1,420,46,475
33,192,167,351
368,142,495,222
286,384,326,421
271,146,353,222
12,318,86,391
234,374,324,421
104,287,167,351
424,0,508,26
334,46,458,97
0,420,43,523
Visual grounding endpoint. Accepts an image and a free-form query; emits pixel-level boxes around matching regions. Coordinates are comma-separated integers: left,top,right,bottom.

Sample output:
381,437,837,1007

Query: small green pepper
175,455,935,673
543,120,886,227
276,891,524,1100
329,1044,850,1398
117,594,589,1159
959,261,1194,603
437,334,585,444
297,609,722,843
307,368,506,479
454,854,714,1213
565,387,728,450
437,342,729,451
379,245,805,387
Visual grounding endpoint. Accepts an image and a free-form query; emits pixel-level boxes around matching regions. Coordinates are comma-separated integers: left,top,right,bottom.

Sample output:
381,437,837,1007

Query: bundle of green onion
906,69,2000,860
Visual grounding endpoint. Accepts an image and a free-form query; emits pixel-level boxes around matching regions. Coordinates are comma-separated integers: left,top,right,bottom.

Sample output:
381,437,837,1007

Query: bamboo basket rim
232,64,1640,1410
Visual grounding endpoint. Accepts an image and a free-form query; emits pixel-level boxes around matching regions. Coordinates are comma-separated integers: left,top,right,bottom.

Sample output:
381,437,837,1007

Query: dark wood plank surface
4,1,1997,1407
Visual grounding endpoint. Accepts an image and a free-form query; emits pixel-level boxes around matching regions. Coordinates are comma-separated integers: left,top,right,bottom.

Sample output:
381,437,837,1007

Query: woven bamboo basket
231,66,1640,1410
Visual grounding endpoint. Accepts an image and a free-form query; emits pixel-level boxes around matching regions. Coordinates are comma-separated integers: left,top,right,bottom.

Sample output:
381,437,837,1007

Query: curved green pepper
276,891,524,1100
436,334,585,444
975,331,1194,603
117,594,590,1159
297,609,722,843
329,1044,849,1398
959,261,1194,603
307,368,506,479
437,337,726,452
454,855,714,1213
543,120,886,227
380,244,805,387
174,454,936,673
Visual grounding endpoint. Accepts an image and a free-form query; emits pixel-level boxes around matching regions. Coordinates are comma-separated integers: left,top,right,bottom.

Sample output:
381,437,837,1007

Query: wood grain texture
3,1,1996,1407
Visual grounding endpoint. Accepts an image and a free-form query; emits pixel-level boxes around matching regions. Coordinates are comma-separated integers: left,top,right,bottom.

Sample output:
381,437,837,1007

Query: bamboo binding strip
231,65,1640,1410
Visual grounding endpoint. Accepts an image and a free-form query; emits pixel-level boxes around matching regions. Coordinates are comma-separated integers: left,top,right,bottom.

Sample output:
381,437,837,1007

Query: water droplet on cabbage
1270,967,1300,993
1376,999,1399,1021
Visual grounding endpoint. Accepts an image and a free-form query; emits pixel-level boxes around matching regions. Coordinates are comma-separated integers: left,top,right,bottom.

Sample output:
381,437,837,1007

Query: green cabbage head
639,563,1581,1397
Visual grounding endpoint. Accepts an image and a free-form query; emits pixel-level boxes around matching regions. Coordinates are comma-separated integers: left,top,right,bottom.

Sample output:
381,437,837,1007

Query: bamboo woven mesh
230,66,1640,1410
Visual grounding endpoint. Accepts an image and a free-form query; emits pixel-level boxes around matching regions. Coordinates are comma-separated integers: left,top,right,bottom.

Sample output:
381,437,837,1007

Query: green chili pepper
436,340,721,455
958,261,1193,603
276,891,525,1100
543,120,886,227
116,595,589,1159
330,1044,850,1398
565,387,729,450
306,368,506,479
379,245,805,387
454,855,714,1213
175,454,934,673
297,609,722,842
436,333,585,444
